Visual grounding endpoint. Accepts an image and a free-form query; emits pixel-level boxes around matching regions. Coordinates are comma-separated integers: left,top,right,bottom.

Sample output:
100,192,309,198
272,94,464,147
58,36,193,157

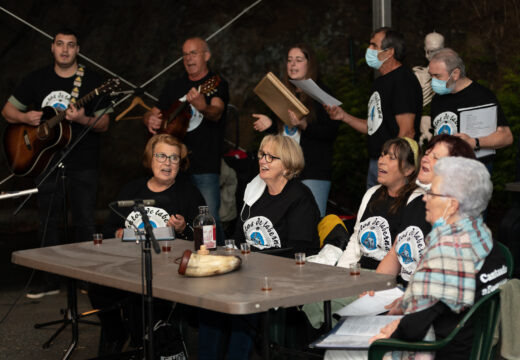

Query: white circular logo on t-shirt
243,216,281,250
179,95,203,132
358,216,392,261
41,90,71,111
395,225,427,281
282,125,301,144
124,206,170,229
367,91,383,135
432,111,458,135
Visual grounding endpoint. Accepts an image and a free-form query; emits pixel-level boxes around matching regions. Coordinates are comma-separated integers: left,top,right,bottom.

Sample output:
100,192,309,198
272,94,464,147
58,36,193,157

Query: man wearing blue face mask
326,27,422,188
429,48,513,171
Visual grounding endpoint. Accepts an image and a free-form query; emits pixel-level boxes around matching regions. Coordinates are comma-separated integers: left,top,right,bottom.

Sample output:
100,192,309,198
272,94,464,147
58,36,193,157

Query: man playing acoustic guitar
144,37,229,245
1,28,112,298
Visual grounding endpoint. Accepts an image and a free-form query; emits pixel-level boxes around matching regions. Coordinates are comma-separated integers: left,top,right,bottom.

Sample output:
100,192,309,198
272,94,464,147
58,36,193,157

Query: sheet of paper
289,78,342,106
459,104,497,158
312,315,403,349
335,287,404,317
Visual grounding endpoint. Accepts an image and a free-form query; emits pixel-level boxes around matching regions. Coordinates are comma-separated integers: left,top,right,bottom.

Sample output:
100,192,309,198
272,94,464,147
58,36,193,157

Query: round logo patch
432,111,458,135
367,91,383,135
395,225,427,281
124,206,170,229
358,216,392,261
42,90,70,111
243,216,281,250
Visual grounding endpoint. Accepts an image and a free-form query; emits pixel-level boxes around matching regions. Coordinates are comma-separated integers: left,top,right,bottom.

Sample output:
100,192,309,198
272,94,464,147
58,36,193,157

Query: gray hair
434,157,492,218
430,48,466,78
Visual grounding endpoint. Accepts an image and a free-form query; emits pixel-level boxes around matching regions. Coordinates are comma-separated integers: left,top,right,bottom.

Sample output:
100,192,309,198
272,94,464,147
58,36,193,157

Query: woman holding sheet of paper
252,44,339,217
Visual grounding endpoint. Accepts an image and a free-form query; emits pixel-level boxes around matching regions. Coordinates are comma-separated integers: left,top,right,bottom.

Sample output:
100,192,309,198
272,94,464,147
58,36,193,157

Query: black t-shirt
430,81,508,162
391,240,509,360
394,195,431,283
103,173,206,240
356,186,407,270
367,66,423,158
158,71,230,174
10,64,110,170
233,178,320,255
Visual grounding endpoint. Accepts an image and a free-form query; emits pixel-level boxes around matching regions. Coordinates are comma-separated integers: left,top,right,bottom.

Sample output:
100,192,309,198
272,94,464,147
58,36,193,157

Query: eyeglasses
257,150,280,163
153,153,180,164
425,190,451,199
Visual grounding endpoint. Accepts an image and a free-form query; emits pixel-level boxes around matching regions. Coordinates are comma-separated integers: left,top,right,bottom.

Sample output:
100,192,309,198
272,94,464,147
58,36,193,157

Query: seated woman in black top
90,134,205,355
233,133,321,256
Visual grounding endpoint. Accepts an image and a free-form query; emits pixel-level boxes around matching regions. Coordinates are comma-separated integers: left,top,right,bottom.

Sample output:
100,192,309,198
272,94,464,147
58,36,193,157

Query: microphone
112,199,156,208
109,90,136,96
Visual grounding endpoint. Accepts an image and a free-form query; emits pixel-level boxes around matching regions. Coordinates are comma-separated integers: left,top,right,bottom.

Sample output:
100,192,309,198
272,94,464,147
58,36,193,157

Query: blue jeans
191,173,225,245
302,179,331,218
367,158,379,189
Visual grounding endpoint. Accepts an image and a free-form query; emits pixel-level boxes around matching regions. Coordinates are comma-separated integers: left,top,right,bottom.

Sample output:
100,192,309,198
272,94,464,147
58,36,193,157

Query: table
12,239,396,357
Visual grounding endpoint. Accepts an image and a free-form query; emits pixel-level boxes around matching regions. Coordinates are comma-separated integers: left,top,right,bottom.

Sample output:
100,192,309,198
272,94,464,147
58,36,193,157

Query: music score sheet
312,315,403,349
289,78,342,106
459,103,497,158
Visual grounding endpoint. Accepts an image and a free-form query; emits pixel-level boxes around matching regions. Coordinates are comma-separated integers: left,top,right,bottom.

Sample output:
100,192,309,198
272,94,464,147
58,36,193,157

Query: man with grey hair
428,48,513,170
326,27,422,188
143,37,229,244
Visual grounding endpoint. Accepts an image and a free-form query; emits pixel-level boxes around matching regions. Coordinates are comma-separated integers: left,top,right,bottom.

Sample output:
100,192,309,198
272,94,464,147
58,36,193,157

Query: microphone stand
134,203,161,360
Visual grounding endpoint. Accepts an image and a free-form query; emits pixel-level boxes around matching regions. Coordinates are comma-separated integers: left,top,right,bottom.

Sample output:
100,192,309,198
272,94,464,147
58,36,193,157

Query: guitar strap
70,64,85,105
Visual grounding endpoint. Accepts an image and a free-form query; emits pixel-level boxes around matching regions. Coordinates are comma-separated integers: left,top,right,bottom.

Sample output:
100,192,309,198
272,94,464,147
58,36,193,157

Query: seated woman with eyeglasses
198,134,320,360
90,134,205,356
104,133,205,240
232,133,321,256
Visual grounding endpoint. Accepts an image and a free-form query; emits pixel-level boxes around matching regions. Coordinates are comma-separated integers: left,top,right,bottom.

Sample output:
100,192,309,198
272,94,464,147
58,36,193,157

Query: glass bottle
193,205,216,251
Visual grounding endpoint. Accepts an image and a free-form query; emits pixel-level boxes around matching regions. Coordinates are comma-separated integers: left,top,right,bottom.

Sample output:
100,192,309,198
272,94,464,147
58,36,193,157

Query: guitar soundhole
23,131,32,150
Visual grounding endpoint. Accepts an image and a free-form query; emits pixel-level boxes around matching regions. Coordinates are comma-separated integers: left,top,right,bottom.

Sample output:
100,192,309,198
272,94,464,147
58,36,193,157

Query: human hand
65,104,86,123
453,132,476,148
23,110,43,126
324,105,346,121
288,109,307,129
359,290,376,298
186,87,206,112
167,214,186,233
385,296,404,315
369,319,401,343
144,107,162,134
252,114,272,131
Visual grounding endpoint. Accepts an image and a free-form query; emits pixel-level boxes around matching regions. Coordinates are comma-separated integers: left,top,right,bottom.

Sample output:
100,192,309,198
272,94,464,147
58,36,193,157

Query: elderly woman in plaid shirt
368,157,508,360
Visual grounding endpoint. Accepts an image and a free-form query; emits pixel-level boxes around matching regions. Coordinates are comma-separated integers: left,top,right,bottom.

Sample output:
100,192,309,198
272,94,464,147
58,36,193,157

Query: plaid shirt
402,216,492,314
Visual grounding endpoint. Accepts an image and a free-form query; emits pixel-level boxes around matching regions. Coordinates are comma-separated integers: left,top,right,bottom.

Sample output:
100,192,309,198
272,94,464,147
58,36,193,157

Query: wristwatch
474,138,481,151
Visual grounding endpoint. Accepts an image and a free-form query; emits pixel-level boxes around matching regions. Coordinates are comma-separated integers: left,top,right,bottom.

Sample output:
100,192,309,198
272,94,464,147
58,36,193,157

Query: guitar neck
47,88,100,128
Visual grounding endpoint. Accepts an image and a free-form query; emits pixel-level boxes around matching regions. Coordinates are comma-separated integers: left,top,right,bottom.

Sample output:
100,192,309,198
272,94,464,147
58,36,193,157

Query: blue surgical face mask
365,48,388,70
431,74,453,95
432,204,450,229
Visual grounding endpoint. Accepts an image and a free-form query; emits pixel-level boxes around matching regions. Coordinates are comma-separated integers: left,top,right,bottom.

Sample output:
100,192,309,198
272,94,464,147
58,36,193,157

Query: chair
367,289,501,360
496,241,514,278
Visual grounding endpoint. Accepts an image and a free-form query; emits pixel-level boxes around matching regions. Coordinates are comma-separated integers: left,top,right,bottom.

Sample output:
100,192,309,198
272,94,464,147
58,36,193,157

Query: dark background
1,0,518,232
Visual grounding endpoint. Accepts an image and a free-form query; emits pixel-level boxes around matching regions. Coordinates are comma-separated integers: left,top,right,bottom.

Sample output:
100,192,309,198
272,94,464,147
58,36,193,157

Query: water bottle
193,205,216,251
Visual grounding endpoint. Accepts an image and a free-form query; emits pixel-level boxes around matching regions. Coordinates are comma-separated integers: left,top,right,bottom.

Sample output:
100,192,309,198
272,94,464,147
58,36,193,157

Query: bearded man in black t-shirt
1,28,111,299
325,27,422,189
144,37,229,245
428,48,513,170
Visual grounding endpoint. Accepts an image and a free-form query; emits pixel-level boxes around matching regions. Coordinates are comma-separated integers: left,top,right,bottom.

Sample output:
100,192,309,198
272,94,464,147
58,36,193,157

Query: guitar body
2,78,120,178
3,107,71,177
159,100,191,139
158,75,221,139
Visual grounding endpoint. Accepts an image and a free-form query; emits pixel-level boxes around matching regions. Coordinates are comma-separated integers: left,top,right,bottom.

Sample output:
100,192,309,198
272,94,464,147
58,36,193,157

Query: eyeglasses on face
153,153,180,164
257,150,280,163
425,190,451,199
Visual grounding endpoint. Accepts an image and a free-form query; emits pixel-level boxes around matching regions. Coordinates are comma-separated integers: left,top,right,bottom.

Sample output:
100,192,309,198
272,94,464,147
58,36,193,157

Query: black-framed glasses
153,153,180,164
425,190,451,199
257,150,280,163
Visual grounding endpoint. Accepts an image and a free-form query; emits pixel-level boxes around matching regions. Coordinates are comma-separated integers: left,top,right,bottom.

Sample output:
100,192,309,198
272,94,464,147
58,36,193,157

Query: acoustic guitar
159,75,221,138
3,78,120,177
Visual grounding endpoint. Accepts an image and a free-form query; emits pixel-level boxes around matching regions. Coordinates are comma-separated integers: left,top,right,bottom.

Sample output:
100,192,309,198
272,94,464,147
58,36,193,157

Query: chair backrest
368,289,501,360
496,241,514,278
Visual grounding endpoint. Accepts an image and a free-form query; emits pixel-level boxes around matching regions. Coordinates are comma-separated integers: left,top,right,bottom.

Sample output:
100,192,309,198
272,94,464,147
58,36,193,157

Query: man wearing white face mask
429,48,513,170
326,27,422,188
